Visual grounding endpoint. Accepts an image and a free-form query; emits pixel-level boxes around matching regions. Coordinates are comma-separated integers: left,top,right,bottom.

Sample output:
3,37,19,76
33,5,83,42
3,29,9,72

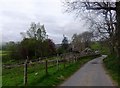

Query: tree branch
86,7,116,11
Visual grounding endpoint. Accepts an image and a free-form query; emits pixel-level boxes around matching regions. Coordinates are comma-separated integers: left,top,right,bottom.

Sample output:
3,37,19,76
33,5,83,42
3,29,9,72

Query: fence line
3,52,101,86
3,53,100,69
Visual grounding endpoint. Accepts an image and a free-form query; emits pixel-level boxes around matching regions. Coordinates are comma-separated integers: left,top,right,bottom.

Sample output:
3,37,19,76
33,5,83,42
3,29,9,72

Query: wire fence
2,52,100,86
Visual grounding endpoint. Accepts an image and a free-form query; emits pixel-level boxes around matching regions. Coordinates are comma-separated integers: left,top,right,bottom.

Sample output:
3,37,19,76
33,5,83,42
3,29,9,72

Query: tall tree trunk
116,2,120,58
108,33,114,55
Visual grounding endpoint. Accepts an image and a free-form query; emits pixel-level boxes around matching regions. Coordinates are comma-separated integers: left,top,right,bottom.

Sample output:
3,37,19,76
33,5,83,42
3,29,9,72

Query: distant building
81,48,93,55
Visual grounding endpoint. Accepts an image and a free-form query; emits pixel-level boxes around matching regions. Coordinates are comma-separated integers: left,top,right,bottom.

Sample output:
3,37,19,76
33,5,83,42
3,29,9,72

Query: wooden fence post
63,57,66,68
24,56,28,86
76,56,77,61
56,54,59,71
45,59,48,75
68,57,70,64
74,56,76,63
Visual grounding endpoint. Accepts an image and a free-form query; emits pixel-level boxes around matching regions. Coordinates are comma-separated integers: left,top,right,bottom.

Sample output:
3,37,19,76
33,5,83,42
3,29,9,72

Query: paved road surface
60,55,115,86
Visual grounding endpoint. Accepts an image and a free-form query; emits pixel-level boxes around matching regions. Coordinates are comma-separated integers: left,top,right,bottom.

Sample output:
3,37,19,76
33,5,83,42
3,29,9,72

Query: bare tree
63,0,120,58
72,33,84,52
71,31,93,52
81,31,93,48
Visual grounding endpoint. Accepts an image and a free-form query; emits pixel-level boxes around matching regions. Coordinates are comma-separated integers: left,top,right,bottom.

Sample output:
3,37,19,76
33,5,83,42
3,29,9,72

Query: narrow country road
60,55,115,86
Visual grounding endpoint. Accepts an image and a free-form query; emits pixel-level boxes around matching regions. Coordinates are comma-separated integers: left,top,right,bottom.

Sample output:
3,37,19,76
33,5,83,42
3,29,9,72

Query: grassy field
0,51,1,56
1,50,17,65
103,55,120,87
0,51,9,56
2,55,100,86
1,50,12,64
1,51,60,65
0,50,2,56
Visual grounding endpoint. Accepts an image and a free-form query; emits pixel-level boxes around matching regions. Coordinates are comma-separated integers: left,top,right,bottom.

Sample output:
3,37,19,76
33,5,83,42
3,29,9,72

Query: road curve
60,55,115,86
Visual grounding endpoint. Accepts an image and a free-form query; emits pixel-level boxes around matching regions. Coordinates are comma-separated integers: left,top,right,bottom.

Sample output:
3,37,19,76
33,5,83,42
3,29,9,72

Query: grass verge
2,55,100,87
103,55,120,87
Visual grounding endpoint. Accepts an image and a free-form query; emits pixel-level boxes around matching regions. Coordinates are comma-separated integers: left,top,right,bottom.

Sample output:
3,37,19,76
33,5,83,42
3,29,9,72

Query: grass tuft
103,55,120,87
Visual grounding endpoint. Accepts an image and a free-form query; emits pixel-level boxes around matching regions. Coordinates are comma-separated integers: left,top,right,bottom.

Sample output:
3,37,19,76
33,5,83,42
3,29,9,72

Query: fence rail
3,53,100,69
3,52,101,86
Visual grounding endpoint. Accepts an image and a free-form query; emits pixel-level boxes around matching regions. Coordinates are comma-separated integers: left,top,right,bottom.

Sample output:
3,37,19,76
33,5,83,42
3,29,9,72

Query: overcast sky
0,0,89,44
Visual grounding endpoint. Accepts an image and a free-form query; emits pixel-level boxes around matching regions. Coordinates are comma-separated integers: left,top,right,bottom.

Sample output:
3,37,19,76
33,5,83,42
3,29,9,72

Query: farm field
2,55,100,86
1,50,17,65
1,50,61,65
0,51,9,56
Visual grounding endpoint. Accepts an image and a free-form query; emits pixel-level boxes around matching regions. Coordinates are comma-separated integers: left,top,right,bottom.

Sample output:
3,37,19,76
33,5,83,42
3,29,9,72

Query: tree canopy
5,22,56,60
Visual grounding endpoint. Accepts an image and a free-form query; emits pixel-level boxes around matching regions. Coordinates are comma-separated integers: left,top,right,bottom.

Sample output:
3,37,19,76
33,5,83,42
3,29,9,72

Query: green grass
103,55,120,87
0,51,10,56
2,55,100,87
90,42,110,54
1,50,13,64
2,51,61,65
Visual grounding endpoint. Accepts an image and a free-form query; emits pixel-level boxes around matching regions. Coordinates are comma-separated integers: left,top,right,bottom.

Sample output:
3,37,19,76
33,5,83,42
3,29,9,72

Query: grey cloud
1,0,89,44
2,11,31,21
